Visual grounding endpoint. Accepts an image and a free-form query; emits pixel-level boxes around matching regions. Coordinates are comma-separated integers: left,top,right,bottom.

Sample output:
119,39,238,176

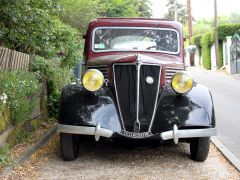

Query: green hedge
218,24,240,40
191,35,202,46
200,32,212,70
191,24,240,69
218,40,223,67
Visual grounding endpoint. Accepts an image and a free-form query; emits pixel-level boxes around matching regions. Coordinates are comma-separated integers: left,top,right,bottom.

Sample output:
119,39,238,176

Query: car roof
88,18,183,30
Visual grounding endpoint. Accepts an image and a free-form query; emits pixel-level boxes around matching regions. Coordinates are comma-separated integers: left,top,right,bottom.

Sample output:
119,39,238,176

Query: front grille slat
165,67,183,82
114,65,136,131
86,65,108,79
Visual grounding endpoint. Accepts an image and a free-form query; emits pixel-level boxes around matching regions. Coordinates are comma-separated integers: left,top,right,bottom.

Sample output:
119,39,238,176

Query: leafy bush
0,71,40,125
200,32,212,70
29,56,72,118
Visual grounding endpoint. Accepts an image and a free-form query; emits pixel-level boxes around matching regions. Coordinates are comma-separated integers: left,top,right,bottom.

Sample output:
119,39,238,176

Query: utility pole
187,0,192,44
214,0,220,69
174,0,177,21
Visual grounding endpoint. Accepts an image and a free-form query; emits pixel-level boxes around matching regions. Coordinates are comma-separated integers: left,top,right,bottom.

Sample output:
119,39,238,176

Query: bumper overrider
57,123,216,144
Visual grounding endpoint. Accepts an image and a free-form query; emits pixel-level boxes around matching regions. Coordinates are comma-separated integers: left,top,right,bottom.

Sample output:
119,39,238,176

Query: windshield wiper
140,29,154,41
100,29,111,41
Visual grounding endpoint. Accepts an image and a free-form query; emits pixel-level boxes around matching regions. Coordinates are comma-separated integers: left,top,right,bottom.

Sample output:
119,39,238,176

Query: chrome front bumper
57,123,113,141
57,123,216,144
160,125,217,144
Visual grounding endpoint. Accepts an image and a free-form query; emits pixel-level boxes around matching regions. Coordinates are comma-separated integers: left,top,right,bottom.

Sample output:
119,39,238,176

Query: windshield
92,27,180,54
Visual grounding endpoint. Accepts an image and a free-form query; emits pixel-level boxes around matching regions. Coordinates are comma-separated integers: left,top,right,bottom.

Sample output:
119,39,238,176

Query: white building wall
226,36,232,73
211,44,217,70
194,47,201,66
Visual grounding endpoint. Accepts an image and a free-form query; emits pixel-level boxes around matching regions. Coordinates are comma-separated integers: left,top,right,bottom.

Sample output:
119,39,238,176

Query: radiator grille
165,67,183,82
86,65,108,79
114,63,161,132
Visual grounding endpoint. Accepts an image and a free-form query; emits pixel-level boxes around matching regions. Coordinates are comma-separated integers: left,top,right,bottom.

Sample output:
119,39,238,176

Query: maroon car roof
88,18,183,30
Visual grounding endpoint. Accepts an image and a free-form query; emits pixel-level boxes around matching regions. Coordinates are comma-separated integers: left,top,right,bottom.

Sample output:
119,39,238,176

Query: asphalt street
188,67,240,160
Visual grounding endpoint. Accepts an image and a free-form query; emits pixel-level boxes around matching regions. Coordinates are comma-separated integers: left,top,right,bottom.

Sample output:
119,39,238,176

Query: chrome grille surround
113,58,162,133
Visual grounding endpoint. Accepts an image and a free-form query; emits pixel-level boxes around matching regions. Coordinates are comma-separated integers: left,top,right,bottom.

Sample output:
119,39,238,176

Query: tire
60,133,79,161
190,137,210,162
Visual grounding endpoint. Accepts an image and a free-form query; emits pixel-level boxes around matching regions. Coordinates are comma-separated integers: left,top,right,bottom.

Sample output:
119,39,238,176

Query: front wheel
190,137,210,162
60,133,79,161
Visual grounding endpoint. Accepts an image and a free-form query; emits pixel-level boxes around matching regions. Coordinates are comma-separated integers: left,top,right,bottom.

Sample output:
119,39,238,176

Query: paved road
188,67,240,160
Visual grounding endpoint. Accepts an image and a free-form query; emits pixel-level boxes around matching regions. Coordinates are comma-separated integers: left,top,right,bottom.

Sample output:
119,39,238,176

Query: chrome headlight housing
82,69,104,92
171,71,193,94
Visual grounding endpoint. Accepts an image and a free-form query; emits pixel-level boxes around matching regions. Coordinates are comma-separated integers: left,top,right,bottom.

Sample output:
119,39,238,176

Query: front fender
151,84,215,134
58,84,122,132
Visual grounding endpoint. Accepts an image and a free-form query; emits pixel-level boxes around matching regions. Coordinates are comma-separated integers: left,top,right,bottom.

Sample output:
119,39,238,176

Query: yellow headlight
82,69,104,92
171,71,193,94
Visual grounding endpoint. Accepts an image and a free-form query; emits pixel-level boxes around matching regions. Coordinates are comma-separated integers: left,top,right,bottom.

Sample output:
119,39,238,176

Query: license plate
120,131,153,138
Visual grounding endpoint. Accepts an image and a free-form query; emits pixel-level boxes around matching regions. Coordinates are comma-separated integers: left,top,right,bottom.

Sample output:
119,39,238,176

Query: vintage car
57,18,216,162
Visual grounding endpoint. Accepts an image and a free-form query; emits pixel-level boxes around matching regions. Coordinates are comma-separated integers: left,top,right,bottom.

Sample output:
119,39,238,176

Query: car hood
87,53,184,68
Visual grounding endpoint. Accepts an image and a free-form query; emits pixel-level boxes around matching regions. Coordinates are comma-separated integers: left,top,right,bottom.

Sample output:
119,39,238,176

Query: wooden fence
0,47,30,70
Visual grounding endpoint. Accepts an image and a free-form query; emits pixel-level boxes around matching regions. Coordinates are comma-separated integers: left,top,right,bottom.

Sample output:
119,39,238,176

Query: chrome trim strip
57,123,113,141
91,27,181,55
160,125,217,144
135,56,141,131
148,64,162,132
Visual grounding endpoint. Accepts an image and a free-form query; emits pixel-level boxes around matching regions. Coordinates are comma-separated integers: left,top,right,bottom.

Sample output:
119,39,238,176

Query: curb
0,125,57,179
211,136,240,172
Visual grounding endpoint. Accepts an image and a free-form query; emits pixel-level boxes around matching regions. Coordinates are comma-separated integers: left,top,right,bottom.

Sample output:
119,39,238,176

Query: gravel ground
3,134,240,180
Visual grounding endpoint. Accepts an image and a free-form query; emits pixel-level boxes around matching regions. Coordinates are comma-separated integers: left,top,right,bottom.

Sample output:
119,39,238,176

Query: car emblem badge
146,76,154,85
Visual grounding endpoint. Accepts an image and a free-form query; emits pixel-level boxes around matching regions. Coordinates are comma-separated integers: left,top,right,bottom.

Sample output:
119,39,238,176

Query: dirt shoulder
2,134,240,179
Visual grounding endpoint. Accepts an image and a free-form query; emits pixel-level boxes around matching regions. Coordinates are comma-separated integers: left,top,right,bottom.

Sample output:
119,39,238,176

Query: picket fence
0,47,30,70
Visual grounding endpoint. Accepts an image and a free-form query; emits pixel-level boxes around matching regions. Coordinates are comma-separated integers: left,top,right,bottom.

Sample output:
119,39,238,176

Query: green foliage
192,14,240,37
17,131,33,143
0,71,40,125
102,0,151,18
218,24,240,40
0,0,81,63
218,41,223,67
191,35,202,46
200,32,212,70
0,145,12,167
29,56,72,118
60,0,104,33
0,105,10,133
164,0,188,25
192,19,212,36
60,0,151,34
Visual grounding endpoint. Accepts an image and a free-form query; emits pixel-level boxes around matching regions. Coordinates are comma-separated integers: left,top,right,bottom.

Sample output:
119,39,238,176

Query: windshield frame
91,26,181,55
